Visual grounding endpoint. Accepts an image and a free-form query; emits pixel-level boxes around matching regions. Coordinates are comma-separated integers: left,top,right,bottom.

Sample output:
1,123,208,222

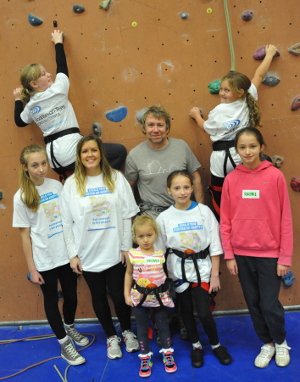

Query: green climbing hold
208,79,221,94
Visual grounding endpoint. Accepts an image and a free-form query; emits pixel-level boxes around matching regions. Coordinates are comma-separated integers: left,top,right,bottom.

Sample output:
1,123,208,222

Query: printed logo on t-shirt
30,106,41,115
145,258,160,264
40,194,63,238
89,196,110,216
178,231,201,252
85,187,115,231
222,119,240,130
173,222,203,232
242,190,260,198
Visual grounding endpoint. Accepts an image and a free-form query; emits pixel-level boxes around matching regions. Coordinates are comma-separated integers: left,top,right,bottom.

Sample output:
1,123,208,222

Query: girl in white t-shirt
189,44,278,217
12,144,88,366
155,170,231,368
13,30,126,182
124,215,176,378
60,134,140,360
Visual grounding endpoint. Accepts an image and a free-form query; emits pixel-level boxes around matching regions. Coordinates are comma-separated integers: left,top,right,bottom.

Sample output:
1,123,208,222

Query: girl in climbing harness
189,44,278,218
12,144,89,366
124,215,176,378
220,127,293,368
13,29,126,182
59,134,140,361
155,170,232,368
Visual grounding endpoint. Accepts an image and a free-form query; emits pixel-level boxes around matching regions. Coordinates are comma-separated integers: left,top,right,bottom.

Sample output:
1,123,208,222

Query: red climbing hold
241,10,253,21
253,46,280,60
291,95,300,111
290,177,300,192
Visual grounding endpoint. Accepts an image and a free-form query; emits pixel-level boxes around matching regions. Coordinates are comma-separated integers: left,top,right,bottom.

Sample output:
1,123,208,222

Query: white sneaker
122,330,140,353
254,344,275,368
107,335,122,359
65,324,89,346
275,340,291,367
61,339,86,366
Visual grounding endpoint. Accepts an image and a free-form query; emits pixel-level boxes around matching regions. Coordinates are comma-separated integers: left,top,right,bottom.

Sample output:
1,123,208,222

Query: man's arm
191,170,204,204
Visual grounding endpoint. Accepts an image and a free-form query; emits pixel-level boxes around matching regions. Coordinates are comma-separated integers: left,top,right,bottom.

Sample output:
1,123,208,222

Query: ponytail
19,145,47,213
246,92,262,127
19,64,42,104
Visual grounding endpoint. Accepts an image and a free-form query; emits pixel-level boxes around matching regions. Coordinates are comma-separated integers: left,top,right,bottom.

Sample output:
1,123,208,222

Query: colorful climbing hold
290,176,300,192
288,43,300,56
73,4,85,13
106,106,128,122
241,10,253,21
132,21,137,27
262,72,280,87
92,122,102,137
208,79,221,94
28,14,43,26
271,155,284,169
282,270,295,286
207,8,212,14
99,0,111,10
136,108,148,124
291,94,300,111
181,13,188,19
253,46,280,60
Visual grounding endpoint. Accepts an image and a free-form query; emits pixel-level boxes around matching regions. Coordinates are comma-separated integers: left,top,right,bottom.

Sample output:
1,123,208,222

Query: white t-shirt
21,73,81,168
60,172,139,272
203,83,258,177
155,203,223,290
12,178,69,272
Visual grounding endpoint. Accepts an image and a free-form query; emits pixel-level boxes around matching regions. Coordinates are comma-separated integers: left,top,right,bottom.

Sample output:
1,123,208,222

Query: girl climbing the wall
59,133,140,360
220,127,292,368
189,44,278,218
13,29,126,182
12,144,89,366
155,170,232,368
124,215,176,378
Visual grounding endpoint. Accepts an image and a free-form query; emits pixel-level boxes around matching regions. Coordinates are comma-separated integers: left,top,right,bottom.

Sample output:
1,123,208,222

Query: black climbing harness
132,279,173,308
212,140,236,177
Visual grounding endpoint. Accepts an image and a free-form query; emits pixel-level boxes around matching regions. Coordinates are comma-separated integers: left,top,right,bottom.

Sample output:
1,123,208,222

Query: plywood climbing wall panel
0,0,299,322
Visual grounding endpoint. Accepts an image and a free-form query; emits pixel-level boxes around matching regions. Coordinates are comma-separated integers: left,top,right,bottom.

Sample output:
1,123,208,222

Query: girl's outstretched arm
124,260,134,307
52,30,69,77
251,44,278,90
189,107,206,131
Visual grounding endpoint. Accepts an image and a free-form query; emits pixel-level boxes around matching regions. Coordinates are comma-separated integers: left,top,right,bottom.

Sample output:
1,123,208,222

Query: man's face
143,114,169,149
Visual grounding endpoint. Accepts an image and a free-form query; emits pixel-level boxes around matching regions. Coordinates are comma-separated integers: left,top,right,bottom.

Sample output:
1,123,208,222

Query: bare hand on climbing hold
277,264,289,277
189,107,202,120
51,30,64,44
13,87,22,101
30,270,45,285
265,44,278,58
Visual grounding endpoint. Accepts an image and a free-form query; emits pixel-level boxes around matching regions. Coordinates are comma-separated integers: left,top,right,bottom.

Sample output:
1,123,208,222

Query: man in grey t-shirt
125,105,204,218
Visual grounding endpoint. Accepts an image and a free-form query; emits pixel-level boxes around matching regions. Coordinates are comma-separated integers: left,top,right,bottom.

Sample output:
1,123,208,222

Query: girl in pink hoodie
220,127,293,369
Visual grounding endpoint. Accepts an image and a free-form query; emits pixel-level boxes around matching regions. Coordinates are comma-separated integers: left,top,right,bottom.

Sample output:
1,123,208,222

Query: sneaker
254,344,275,368
61,339,86,366
213,346,232,365
275,340,291,367
161,350,177,373
190,348,204,368
107,335,122,359
122,330,140,353
139,354,153,378
65,324,89,346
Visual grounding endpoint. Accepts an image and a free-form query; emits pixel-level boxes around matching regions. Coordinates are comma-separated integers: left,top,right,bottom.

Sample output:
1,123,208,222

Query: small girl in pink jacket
220,127,292,369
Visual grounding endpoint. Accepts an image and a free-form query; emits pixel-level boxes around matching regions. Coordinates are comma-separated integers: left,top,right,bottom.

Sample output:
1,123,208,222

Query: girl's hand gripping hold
13,87,22,101
51,30,64,45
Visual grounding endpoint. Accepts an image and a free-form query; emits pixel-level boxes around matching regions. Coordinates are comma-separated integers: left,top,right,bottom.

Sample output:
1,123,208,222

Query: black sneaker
213,346,232,365
190,348,204,368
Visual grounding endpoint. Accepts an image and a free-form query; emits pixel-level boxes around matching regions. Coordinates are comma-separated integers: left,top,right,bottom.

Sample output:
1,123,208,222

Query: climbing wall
0,0,299,322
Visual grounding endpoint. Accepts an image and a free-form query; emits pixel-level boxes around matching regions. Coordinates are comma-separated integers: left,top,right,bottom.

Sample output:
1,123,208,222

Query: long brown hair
19,64,42,104
74,134,117,197
19,145,48,213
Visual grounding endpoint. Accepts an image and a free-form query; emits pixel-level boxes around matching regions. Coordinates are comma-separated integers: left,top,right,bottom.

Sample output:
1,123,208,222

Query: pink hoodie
220,161,293,266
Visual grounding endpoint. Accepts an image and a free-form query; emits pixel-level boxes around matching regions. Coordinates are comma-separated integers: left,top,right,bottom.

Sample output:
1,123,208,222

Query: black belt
212,140,236,177
44,127,80,144
132,279,172,308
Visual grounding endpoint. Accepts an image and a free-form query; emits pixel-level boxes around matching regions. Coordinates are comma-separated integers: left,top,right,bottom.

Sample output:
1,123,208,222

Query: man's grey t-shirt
125,138,201,216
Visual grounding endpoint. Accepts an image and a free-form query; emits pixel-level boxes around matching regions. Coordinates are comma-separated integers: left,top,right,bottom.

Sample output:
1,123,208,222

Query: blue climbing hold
28,13,43,26
181,13,188,19
282,270,295,287
136,108,148,124
106,106,128,122
27,272,32,282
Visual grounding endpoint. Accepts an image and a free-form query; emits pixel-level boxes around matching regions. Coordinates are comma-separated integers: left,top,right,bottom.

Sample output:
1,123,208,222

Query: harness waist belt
139,201,168,214
44,127,80,144
132,279,172,308
171,247,210,260
212,140,236,177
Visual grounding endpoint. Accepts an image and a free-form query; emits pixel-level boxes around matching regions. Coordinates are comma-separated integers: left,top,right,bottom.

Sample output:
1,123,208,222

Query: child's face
236,133,264,170
219,80,242,104
32,66,53,92
167,175,193,208
24,152,48,186
135,224,157,252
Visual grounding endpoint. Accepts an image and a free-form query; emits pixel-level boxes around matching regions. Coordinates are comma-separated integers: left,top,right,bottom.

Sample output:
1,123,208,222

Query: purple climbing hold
291,94,300,111
28,13,43,26
73,4,85,13
253,46,280,60
241,10,253,21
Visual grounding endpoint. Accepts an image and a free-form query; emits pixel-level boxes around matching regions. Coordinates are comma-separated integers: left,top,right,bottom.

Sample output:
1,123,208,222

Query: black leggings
40,263,77,340
83,262,131,338
177,285,219,345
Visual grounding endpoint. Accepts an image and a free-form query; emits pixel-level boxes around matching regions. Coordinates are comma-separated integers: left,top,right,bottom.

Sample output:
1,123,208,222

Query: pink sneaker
139,355,152,378
161,350,177,373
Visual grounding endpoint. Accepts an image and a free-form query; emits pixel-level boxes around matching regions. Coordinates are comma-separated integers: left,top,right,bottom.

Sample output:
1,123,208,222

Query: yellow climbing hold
132,21,137,27
207,8,212,14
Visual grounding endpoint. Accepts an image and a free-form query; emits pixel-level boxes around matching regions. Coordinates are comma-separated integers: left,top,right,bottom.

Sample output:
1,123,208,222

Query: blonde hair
19,145,48,213
74,134,117,197
132,215,159,243
20,64,42,103
222,71,262,127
